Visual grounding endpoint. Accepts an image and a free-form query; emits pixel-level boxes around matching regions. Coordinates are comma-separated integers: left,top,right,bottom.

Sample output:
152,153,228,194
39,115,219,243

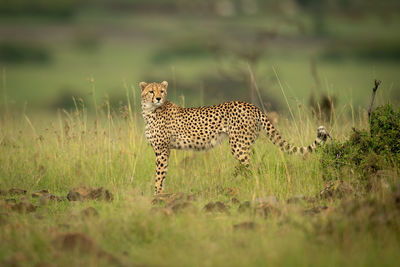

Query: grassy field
1,10,400,267
1,91,399,266
1,13,400,111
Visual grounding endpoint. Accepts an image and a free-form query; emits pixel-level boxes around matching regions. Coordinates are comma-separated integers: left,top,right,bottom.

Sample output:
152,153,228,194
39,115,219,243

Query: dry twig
368,79,381,119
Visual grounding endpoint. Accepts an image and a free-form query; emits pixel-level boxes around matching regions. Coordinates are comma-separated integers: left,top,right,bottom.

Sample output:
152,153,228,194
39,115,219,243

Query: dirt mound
53,232,120,265
152,193,197,215
203,201,229,214
67,186,113,202
12,201,37,213
53,232,98,253
1,199,37,213
237,196,280,218
8,188,27,195
30,189,65,205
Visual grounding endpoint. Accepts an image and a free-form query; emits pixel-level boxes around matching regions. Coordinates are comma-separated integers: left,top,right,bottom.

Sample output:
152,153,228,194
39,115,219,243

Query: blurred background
0,0,399,116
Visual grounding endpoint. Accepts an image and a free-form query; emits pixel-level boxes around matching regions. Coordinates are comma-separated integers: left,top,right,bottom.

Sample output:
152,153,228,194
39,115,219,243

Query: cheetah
140,81,330,194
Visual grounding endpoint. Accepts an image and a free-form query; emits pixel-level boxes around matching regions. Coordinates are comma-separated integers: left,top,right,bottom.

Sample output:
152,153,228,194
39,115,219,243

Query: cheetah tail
259,112,330,155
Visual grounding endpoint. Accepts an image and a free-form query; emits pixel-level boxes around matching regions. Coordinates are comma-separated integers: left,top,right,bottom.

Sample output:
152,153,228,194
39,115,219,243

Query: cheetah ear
161,81,168,89
139,82,148,91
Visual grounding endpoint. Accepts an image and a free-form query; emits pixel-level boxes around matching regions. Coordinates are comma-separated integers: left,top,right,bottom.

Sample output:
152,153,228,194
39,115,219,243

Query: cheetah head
140,81,168,110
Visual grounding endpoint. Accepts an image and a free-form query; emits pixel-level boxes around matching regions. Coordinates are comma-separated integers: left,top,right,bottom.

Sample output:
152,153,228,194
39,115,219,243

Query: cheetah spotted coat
140,81,330,194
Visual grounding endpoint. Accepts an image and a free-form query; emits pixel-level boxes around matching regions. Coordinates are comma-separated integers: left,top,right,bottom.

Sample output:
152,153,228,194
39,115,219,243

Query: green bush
0,0,78,18
321,103,400,182
0,42,51,63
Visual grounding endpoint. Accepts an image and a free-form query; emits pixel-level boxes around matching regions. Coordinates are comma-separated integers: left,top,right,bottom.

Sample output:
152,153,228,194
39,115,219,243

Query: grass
1,13,400,110
1,11,400,267
1,89,399,266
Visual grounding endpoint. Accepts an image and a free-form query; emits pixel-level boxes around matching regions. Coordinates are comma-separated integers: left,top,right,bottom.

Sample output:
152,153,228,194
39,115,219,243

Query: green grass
1,12,400,267
1,96,399,266
1,13,400,111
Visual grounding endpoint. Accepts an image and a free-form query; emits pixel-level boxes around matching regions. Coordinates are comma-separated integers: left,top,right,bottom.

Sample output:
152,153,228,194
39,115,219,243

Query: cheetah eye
149,90,154,94
161,90,164,93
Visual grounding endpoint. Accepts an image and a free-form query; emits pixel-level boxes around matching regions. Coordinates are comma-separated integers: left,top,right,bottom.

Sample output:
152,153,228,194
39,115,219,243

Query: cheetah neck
141,100,176,123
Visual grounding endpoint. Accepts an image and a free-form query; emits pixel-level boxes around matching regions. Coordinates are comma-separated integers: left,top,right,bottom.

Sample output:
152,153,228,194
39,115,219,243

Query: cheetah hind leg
230,143,254,178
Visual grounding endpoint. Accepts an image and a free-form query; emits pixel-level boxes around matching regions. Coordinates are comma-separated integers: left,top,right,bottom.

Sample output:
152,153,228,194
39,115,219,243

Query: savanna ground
1,6,400,267
1,84,400,267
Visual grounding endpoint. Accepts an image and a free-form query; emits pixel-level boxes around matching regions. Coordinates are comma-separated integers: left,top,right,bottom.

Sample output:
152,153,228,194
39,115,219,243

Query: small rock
81,207,99,217
233,221,259,230
8,188,27,195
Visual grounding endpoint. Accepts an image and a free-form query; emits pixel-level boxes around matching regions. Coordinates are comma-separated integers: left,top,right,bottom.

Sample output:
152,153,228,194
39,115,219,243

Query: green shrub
321,103,400,183
0,42,51,63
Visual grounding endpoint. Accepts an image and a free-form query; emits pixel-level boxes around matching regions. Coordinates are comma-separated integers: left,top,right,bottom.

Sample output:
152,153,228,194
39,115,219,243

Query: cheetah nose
156,97,161,101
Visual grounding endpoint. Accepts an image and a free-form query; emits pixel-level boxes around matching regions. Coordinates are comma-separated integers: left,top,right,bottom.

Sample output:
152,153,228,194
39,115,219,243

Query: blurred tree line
1,0,399,18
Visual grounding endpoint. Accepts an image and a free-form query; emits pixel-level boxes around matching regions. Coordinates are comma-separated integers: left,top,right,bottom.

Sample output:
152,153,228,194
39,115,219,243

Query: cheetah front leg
154,148,170,195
